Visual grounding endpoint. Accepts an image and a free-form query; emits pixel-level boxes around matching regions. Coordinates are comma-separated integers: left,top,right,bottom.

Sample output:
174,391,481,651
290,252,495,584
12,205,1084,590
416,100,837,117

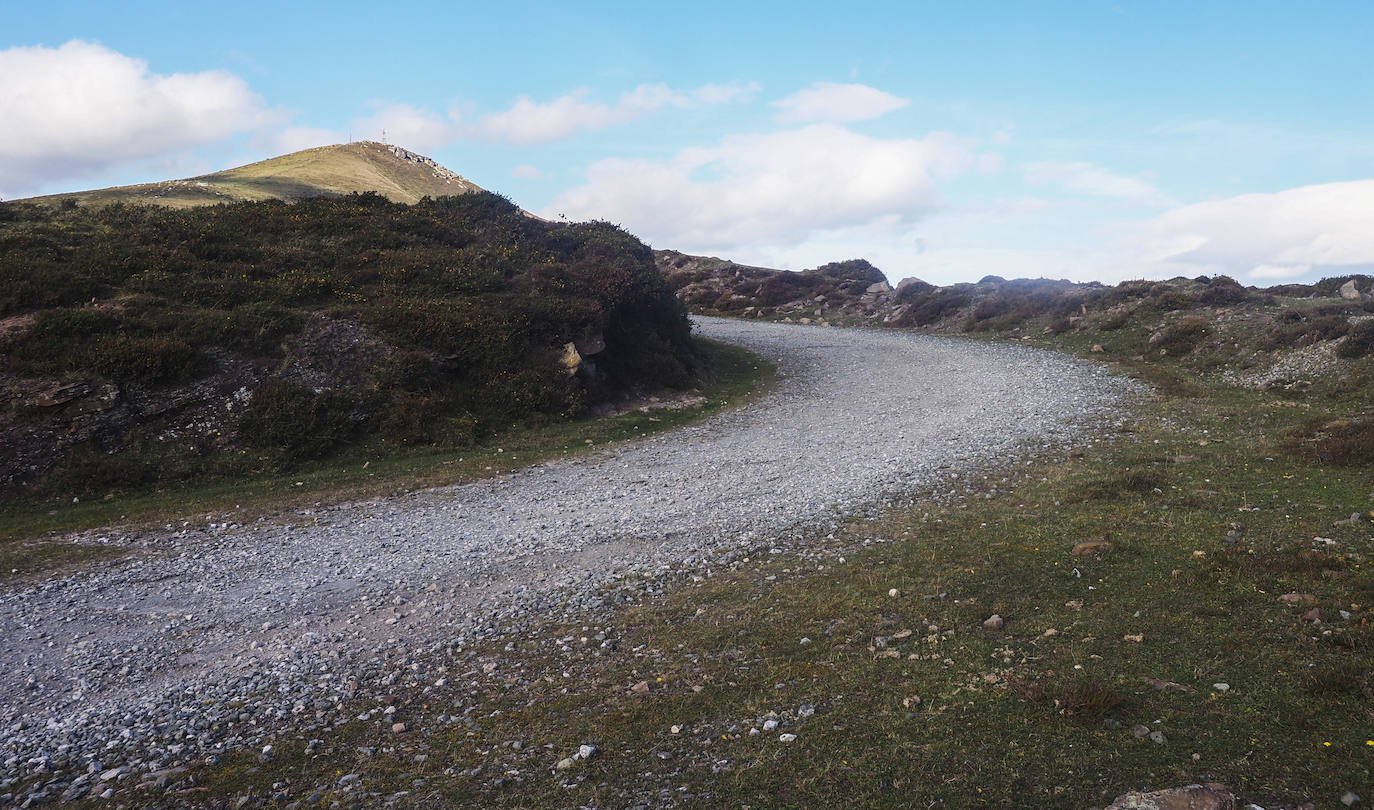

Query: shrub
1199,276,1252,306
239,381,364,460
807,259,885,285
85,334,207,385
1284,415,1374,467
1338,320,1374,359
1261,314,1351,351
1146,317,1210,356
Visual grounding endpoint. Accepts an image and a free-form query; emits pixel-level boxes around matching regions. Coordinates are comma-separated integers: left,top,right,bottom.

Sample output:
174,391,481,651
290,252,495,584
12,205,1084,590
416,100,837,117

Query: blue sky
3,1,1372,285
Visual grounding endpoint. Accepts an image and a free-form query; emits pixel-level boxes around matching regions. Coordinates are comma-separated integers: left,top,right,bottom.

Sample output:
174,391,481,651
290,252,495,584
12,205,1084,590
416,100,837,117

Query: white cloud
474,81,756,146
352,103,461,152
0,41,276,195
1023,161,1168,203
976,152,1006,175
690,80,761,105
1135,179,1374,283
545,124,972,253
511,164,542,180
771,82,909,124
269,126,344,154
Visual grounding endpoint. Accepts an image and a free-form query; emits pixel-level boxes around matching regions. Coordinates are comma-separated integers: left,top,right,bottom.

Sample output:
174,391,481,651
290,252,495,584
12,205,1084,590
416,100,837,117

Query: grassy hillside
0,192,696,500
16,142,484,209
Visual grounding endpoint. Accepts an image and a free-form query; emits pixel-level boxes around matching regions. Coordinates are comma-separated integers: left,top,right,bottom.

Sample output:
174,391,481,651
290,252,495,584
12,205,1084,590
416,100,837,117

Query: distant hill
17,142,486,208
662,248,1374,402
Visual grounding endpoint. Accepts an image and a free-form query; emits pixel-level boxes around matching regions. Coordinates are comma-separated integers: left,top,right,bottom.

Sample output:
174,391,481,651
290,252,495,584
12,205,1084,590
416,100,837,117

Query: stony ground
0,318,1134,804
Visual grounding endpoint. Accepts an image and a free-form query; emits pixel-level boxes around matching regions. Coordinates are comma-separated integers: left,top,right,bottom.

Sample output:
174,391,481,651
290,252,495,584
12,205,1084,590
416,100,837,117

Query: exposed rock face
1105,783,1236,810
1339,279,1362,299
383,144,477,188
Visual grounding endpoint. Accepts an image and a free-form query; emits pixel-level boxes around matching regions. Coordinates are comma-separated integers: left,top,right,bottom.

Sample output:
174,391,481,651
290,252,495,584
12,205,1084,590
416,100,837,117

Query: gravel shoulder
0,318,1135,791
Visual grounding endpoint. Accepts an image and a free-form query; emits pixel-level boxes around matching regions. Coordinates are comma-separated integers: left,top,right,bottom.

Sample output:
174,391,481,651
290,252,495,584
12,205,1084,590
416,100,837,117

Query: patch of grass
0,337,774,579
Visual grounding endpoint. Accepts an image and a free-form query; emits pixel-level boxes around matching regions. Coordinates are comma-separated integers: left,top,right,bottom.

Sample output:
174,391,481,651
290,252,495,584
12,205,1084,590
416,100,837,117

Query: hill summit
20,142,485,208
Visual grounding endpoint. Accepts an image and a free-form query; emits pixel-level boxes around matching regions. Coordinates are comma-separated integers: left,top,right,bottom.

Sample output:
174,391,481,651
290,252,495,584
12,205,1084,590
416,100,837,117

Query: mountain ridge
15,141,486,209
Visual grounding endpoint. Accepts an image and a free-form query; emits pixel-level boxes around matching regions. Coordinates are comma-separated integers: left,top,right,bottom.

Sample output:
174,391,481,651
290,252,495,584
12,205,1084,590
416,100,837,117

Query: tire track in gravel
0,317,1135,784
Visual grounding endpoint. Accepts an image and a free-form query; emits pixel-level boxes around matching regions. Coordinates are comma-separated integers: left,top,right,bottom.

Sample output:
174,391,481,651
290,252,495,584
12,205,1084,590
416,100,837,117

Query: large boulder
1339,279,1362,300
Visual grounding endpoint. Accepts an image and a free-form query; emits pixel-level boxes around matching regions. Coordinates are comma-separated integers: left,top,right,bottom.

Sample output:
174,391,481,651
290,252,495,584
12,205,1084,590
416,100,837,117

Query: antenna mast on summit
381,128,387,145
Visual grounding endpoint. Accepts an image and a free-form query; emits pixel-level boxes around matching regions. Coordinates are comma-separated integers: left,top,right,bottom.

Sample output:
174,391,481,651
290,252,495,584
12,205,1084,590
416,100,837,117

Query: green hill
18,141,485,208
0,192,697,497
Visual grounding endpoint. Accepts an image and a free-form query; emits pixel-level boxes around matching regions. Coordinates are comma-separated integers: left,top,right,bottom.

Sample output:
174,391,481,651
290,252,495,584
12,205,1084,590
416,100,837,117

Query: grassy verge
0,337,774,578
168,340,1372,810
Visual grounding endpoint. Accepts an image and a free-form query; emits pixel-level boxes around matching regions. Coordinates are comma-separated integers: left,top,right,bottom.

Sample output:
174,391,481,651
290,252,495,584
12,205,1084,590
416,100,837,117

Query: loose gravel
0,318,1136,800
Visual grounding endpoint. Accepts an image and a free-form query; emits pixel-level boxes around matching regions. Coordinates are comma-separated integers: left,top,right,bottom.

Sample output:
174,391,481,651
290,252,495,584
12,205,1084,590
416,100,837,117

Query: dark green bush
1146,317,1211,356
1284,415,1374,467
807,259,885,285
239,381,363,460
1338,320,1374,359
1199,276,1252,306
1261,314,1351,350
85,334,207,385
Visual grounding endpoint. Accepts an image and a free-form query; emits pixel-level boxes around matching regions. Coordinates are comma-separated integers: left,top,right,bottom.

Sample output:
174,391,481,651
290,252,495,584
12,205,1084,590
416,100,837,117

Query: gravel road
0,317,1135,797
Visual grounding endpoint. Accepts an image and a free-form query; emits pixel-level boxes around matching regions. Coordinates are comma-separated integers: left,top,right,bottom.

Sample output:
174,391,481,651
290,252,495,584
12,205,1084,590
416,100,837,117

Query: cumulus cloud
511,164,542,180
352,103,461,152
474,81,758,146
1135,179,1374,282
1023,161,1168,203
0,40,275,195
269,126,345,154
771,82,909,124
545,124,973,253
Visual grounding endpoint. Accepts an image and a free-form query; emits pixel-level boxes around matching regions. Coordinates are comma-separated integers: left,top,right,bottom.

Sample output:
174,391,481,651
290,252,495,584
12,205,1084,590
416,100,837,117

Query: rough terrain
0,318,1134,801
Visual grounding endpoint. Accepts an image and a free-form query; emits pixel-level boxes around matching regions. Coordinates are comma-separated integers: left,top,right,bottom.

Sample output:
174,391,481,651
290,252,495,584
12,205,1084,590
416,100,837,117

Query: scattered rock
1212,683,1230,692
982,614,1005,630
1105,783,1235,810
391,722,407,734
555,758,575,770
1301,608,1322,623
1342,791,1361,807
1123,633,1144,643
630,680,650,695
1091,344,1105,353
778,733,797,743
